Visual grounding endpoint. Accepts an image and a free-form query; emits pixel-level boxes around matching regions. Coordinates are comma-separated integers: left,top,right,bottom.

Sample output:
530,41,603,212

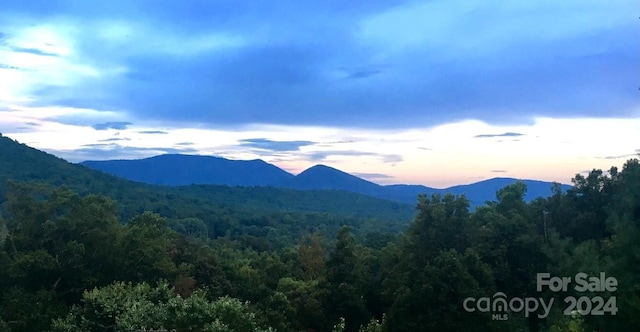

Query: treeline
0,158,639,331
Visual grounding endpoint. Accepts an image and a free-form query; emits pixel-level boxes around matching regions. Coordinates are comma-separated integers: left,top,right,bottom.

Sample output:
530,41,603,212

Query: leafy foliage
1,135,639,331
51,281,273,332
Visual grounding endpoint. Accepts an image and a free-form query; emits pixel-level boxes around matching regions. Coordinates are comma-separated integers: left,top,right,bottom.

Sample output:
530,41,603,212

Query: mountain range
80,154,573,207
0,133,415,224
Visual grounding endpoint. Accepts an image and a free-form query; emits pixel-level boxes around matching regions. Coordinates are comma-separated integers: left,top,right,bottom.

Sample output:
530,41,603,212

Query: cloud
176,142,195,146
81,143,114,148
0,63,26,71
308,150,403,164
0,126,32,132
325,139,358,144
2,1,640,190
52,143,199,162
596,153,639,160
474,132,525,138
5,116,639,188
91,122,132,130
238,138,316,152
1,0,636,129
338,64,387,79
98,137,130,142
138,130,168,134
417,147,432,151
491,170,507,173
381,154,403,163
352,172,395,180
9,46,60,57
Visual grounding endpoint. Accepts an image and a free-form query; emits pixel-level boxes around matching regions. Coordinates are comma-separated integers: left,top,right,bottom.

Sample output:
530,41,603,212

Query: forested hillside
1,131,638,330
0,135,414,247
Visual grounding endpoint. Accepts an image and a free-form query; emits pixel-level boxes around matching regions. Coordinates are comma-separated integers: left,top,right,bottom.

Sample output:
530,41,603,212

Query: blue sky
0,0,638,187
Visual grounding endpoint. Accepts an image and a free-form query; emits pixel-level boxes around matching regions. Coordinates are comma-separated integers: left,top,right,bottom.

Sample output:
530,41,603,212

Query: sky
0,0,638,188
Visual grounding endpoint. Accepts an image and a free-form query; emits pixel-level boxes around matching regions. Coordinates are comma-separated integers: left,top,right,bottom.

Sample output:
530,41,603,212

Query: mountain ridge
81,153,295,187
0,135,416,223
80,153,573,206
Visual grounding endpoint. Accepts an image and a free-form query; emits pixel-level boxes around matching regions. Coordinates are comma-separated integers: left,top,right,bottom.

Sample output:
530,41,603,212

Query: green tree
297,232,326,281
115,212,178,283
277,277,326,331
323,226,370,332
51,281,274,332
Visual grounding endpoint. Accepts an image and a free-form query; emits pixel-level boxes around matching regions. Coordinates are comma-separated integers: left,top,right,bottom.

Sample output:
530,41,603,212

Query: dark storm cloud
4,0,638,129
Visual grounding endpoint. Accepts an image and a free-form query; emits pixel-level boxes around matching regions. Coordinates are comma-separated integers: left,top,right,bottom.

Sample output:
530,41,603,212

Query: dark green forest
0,134,639,331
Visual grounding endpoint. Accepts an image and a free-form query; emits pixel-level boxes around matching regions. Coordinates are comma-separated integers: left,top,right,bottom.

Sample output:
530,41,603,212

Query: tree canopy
1,153,639,330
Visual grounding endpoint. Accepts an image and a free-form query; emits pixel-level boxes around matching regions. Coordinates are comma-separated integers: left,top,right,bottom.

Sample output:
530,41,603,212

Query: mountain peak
288,164,380,191
80,154,293,186
298,164,343,174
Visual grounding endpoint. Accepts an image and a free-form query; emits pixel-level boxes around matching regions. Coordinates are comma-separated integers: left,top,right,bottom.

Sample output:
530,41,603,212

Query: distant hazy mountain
280,165,571,206
443,177,571,206
81,154,295,186
80,154,573,206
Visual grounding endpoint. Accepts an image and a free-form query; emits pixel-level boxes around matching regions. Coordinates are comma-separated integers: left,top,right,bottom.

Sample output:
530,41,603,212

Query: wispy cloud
92,122,132,130
596,153,639,160
308,150,403,164
54,143,199,162
239,138,316,152
4,116,640,187
98,137,130,142
338,64,387,79
352,172,395,180
491,170,507,173
138,130,168,134
0,63,26,71
9,46,60,57
474,132,525,138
